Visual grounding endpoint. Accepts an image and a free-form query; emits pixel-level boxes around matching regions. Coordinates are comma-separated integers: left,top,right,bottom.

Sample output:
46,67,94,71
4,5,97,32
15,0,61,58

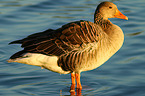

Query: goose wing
10,20,102,59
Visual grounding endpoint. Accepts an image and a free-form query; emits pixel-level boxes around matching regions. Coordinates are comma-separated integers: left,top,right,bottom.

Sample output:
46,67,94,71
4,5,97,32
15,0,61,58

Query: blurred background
0,0,145,95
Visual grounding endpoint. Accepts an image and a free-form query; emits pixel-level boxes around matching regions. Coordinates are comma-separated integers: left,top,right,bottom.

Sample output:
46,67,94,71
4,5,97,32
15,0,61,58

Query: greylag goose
8,1,128,90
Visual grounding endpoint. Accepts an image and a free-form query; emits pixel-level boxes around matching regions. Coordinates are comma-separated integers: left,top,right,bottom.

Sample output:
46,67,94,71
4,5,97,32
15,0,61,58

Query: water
0,0,145,95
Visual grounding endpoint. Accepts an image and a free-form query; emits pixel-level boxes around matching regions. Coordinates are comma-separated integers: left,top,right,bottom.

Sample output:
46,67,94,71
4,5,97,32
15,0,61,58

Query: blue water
1,0,145,95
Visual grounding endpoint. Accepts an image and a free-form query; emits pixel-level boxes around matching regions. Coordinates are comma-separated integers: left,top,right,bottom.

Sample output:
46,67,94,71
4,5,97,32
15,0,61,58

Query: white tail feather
7,53,70,74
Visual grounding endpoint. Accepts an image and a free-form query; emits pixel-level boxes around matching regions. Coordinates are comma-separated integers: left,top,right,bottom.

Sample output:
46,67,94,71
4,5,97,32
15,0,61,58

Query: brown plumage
7,1,128,91
10,21,101,58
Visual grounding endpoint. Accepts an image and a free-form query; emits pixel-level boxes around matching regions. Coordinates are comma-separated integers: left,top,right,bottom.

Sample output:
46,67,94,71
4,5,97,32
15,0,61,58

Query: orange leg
70,73,82,96
70,73,75,93
75,73,82,89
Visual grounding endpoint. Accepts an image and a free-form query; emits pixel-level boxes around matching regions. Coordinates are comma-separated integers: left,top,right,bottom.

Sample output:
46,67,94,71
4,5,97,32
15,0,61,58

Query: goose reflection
70,88,82,96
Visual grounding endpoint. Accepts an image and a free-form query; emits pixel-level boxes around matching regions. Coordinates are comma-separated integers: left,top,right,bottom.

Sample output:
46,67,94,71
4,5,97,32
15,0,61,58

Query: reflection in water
60,88,82,96
70,89,82,96
126,31,144,36
59,88,82,96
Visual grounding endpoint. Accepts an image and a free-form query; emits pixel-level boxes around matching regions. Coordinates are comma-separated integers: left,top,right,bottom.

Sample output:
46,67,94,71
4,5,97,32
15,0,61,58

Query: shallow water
1,0,145,96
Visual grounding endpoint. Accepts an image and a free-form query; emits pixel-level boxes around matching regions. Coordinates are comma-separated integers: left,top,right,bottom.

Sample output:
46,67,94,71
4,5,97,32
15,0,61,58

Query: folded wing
10,20,102,59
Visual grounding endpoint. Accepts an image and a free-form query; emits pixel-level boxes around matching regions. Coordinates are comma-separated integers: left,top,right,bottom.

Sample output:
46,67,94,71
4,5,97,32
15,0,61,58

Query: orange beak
114,9,128,20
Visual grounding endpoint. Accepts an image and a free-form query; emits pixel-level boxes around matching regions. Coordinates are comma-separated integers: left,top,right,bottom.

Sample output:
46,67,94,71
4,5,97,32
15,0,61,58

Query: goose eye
109,6,112,9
